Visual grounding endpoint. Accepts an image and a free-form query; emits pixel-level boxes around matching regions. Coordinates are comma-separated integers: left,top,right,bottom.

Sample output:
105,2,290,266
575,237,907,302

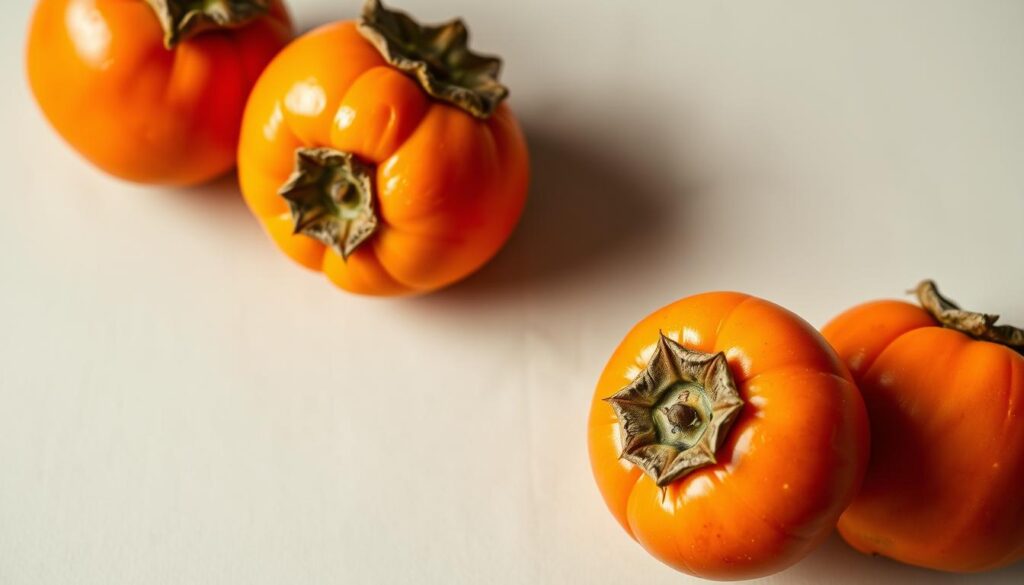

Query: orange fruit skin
237,22,530,296
27,0,293,185
589,292,870,580
824,300,1024,572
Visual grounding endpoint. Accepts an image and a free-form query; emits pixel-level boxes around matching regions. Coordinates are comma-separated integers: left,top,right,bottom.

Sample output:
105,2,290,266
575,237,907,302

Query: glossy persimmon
823,280,1024,572
27,0,292,185
237,0,529,296
588,292,869,580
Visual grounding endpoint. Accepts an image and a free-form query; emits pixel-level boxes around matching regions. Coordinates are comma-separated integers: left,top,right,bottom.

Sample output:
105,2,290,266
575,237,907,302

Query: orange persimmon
588,292,869,580
236,0,529,296
26,0,292,185
823,280,1024,572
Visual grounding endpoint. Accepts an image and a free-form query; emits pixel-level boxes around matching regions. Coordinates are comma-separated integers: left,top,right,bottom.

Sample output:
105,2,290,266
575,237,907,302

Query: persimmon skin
823,300,1024,572
26,0,292,186
588,292,870,580
237,22,530,296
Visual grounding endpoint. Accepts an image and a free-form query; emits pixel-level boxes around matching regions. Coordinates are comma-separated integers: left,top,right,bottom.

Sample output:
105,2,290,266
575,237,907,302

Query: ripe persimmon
237,1,529,296
589,292,869,580
27,0,292,185
824,280,1024,572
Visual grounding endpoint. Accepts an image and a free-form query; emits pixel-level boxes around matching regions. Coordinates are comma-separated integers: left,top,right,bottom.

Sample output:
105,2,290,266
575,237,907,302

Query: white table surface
3,1,1023,583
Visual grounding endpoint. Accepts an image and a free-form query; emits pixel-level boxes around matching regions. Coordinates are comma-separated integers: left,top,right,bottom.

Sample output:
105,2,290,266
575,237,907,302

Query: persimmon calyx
357,0,508,119
604,334,744,487
914,280,1024,352
279,148,378,261
143,0,269,49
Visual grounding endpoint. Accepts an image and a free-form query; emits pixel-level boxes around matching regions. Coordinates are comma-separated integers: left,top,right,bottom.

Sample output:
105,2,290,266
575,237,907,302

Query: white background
3,0,1023,583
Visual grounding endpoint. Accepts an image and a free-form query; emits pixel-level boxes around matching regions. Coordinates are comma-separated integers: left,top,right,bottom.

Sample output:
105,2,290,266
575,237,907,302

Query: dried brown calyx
604,334,744,487
278,148,378,260
143,0,270,48
357,0,508,119
913,280,1024,353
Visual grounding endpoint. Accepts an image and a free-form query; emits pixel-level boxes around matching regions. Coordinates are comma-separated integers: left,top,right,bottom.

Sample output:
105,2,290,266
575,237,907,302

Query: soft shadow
790,532,1024,583
145,171,262,242
416,122,686,305
159,172,243,200
152,171,249,209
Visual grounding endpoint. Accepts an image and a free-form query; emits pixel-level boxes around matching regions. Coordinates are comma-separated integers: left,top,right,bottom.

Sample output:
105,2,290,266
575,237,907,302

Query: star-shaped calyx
357,0,508,119
604,334,744,487
278,147,378,261
144,0,269,48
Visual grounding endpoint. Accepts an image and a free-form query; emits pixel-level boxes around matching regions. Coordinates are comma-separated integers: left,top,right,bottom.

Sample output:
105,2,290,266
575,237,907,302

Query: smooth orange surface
823,300,1024,572
26,0,292,185
588,293,869,580
237,22,530,296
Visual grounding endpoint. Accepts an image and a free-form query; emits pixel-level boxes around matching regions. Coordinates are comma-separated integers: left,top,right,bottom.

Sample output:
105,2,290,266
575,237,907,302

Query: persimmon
26,0,292,185
236,0,529,296
588,292,869,580
823,280,1024,572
